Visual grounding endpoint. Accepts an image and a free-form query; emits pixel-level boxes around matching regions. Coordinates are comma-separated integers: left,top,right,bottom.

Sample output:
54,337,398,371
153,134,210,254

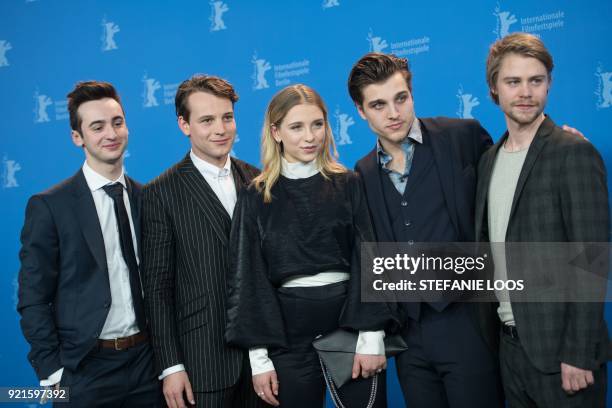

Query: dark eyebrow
395,91,408,98
287,121,304,127
197,115,214,121
111,115,124,122
368,99,386,108
88,119,106,128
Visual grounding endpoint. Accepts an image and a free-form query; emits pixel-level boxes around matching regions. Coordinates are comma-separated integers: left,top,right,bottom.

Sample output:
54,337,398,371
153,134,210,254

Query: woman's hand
352,353,387,379
252,370,280,406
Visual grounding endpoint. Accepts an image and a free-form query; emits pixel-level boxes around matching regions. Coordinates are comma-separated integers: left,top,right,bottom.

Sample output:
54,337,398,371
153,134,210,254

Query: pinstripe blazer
141,153,259,392
475,116,610,373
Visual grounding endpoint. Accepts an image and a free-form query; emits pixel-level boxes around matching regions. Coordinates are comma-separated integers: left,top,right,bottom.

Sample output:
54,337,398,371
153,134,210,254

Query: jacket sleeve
140,185,183,374
225,189,288,349
558,139,610,370
339,173,400,333
17,195,62,380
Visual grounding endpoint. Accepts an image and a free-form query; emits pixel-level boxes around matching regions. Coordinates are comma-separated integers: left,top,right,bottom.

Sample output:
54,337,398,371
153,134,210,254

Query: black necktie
102,183,146,331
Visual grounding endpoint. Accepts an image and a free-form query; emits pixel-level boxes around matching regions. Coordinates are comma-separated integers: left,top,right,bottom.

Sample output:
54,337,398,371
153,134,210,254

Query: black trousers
194,355,267,407
269,282,387,408
395,303,504,408
57,340,161,407
500,330,607,408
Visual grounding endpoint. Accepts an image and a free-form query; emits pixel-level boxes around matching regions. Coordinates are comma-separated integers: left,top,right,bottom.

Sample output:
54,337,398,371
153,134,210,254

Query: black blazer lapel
475,138,503,241
177,154,231,246
71,170,108,274
507,117,554,230
358,148,395,242
424,120,460,236
125,176,142,256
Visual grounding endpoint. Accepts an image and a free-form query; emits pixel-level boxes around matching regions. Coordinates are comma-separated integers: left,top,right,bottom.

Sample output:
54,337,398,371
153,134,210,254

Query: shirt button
401,201,408,207
404,220,412,227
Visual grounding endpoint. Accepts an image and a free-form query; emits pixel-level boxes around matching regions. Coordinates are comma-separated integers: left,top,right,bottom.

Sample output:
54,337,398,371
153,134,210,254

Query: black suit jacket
355,117,492,245
475,116,610,372
17,169,143,380
355,116,493,332
141,153,259,392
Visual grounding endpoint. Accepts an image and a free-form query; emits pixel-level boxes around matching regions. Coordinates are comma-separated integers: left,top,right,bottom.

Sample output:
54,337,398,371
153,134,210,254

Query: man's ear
71,130,84,147
178,116,190,136
356,103,367,120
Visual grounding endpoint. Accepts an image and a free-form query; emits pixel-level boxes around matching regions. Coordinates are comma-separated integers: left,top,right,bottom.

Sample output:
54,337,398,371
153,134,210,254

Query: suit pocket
177,297,208,335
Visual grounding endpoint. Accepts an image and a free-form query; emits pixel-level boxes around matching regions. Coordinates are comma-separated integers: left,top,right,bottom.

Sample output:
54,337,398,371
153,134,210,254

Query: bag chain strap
318,356,377,408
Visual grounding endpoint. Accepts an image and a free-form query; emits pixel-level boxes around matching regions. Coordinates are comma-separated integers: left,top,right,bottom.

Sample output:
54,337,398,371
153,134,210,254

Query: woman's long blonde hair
253,84,345,202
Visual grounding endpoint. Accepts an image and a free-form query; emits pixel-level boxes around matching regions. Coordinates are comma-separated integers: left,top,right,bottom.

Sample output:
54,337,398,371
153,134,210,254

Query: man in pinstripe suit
141,75,263,408
476,33,609,407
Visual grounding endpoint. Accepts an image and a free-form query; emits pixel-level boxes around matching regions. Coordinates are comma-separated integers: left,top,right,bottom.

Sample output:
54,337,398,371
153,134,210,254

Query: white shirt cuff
40,367,63,386
159,364,185,380
356,330,386,355
249,347,275,376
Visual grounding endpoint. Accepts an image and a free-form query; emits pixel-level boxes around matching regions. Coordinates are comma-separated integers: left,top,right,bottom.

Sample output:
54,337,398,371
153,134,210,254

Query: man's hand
352,353,387,379
252,370,280,406
561,362,594,395
562,125,587,140
163,371,195,408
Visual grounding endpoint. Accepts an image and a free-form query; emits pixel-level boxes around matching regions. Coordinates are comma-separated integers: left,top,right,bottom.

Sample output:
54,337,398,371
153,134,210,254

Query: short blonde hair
486,33,553,104
253,84,345,202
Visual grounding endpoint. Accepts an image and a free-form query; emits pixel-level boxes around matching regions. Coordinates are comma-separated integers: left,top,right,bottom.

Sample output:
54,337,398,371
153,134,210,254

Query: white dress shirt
41,161,139,386
191,150,237,218
159,151,237,380
249,158,385,376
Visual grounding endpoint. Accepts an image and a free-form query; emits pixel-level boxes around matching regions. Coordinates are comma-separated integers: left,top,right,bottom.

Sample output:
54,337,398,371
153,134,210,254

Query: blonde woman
225,84,396,407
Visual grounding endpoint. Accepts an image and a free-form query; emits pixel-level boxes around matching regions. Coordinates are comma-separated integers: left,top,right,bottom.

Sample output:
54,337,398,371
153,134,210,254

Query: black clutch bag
312,329,408,407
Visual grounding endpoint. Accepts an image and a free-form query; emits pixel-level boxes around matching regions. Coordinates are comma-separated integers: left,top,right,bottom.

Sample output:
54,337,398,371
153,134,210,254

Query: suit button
408,240,414,245
401,201,408,206
404,220,412,227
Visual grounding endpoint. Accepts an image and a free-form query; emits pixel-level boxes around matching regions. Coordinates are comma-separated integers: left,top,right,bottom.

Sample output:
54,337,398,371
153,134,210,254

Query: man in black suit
17,81,160,407
348,53,504,407
141,75,262,407
476,32,609,407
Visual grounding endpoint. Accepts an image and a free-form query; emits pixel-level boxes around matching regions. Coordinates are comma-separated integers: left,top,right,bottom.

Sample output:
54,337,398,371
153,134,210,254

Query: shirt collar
190,150,232,178
280,157,320,179
82,161,126,192
376,117,423,158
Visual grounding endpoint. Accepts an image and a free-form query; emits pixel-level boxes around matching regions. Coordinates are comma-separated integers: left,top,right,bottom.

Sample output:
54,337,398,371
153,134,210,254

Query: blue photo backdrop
1,1,611,406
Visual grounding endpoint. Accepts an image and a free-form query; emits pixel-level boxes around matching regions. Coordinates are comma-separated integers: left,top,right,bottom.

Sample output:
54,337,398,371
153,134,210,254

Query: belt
502,324,519,340
99,331,148,351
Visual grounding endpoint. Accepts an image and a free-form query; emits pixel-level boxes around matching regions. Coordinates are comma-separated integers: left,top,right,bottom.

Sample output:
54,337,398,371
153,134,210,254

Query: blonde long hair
253,84,345,202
